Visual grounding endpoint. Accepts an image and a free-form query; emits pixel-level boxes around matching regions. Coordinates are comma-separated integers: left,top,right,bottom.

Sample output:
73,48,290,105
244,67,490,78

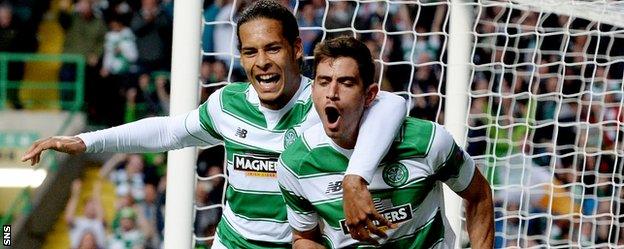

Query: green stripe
216,217,291,249
379,211,445,249
226,185,287,222
223,139,279,166
274,96,313,131
198,102,223,140
298,146,349,176
434,142,464,182
279,184,315,214
220,83,268,128
280,138,346,179
279,137,310,174
384,118,435,161
312,181,435,229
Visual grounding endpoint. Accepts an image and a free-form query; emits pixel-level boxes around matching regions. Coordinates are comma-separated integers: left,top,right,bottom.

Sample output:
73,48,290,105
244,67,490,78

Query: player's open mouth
255,74,281,89
325,106,341,129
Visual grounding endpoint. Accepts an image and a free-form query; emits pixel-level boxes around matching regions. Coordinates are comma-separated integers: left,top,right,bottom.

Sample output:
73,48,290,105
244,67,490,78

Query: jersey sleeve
276,156,319,232
429,124,476,193
345,91,407,183
77,91,224,153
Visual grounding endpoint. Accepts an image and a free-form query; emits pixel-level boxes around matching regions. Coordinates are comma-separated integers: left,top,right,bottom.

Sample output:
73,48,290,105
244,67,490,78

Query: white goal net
183,0,624,248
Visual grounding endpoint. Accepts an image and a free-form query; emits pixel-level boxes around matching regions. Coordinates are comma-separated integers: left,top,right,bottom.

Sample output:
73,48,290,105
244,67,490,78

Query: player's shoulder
221,82,251,95
388,118,456,160
207,82,253,110
280,124,325,173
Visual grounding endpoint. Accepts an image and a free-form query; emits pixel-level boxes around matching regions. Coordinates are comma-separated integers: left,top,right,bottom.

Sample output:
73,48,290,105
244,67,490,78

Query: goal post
444,0,474,247
165,0,624,248
163,0,202,247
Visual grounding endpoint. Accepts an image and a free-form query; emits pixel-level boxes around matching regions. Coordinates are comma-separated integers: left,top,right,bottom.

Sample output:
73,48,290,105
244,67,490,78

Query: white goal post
165,0,624,248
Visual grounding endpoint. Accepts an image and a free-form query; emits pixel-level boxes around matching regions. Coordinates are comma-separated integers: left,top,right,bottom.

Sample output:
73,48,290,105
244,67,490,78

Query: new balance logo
325,181,342,194
235,128,247,138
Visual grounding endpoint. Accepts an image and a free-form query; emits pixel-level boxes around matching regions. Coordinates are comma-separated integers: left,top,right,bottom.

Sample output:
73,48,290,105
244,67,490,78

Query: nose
255,51,271,71
326,81,339,101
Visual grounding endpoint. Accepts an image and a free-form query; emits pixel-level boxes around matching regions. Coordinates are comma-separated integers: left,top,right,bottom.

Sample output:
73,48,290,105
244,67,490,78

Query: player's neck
332,129,359,150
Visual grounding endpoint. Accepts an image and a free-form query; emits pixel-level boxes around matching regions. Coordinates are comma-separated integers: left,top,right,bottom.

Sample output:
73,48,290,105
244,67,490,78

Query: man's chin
323,126,340,138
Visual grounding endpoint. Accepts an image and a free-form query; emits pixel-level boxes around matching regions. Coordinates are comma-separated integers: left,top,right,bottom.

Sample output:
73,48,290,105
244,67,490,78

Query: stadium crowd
2,0,623,248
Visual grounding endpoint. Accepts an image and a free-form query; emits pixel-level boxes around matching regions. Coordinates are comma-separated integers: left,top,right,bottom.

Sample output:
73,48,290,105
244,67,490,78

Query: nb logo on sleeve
325,181,343,194
235,128,248,138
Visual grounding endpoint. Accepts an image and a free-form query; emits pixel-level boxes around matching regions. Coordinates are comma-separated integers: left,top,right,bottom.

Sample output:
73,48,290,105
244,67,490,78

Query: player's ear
293,37,303,60
364,83,379,107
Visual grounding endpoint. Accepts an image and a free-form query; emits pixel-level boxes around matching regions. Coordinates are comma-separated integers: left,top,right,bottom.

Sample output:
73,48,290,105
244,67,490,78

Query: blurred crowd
66,147,224,249
2,0,623,248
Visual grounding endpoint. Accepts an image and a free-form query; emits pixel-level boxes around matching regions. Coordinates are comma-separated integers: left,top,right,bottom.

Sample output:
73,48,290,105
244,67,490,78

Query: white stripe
222,203,292,243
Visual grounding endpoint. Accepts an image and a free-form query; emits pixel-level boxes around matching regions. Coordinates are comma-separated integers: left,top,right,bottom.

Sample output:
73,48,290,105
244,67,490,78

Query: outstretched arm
342,91,405,242
22,106,222,165
458,169,494,249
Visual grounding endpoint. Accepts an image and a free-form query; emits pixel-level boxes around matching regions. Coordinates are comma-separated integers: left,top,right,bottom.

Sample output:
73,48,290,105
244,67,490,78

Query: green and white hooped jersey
277,118,476,249
198,77,318,247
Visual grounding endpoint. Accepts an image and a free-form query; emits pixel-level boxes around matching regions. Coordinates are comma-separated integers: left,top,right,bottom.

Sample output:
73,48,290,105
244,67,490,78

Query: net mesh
193,0,624,248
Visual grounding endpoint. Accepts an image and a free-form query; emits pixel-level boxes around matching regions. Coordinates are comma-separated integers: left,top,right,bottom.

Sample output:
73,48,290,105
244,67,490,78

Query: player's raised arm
22,94,224,165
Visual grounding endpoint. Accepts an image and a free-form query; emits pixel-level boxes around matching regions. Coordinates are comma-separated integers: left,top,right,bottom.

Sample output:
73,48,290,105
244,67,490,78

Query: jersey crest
383,162,409,187
283,128,298,149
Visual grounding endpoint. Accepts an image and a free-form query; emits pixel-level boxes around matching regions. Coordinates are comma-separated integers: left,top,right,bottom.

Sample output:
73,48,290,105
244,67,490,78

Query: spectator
76,230,101,249
108,207,147,249
297,2,321,56
58,0,107,110
101,16,138,77
100,153,146,202
202,0,221,54
100,15,138,126
213,0,244,66
138,183,161,248
65,180,107,249
153,73,170,114
130,0,172,72
0,3,26,109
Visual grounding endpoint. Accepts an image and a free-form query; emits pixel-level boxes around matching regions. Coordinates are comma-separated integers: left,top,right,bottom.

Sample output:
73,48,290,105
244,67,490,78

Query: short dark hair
313,36,375,88
236,0,299,51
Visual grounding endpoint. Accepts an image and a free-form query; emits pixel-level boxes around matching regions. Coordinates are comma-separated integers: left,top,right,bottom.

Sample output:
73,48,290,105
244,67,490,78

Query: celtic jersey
277,118,476,248
197,77,319,247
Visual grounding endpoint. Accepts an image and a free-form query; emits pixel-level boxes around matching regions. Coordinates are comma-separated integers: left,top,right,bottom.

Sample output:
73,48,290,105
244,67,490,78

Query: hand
342,174,396,244
21,136,87,166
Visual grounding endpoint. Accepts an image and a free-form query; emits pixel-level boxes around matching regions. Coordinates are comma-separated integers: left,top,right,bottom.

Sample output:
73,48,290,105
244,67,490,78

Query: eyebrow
336,76,358,83
241,41,281,50
315,75,332,81
315,75,359,83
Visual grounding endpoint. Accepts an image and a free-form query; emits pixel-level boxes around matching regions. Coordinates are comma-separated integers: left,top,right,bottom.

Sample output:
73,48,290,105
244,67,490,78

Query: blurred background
0,0,623,248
